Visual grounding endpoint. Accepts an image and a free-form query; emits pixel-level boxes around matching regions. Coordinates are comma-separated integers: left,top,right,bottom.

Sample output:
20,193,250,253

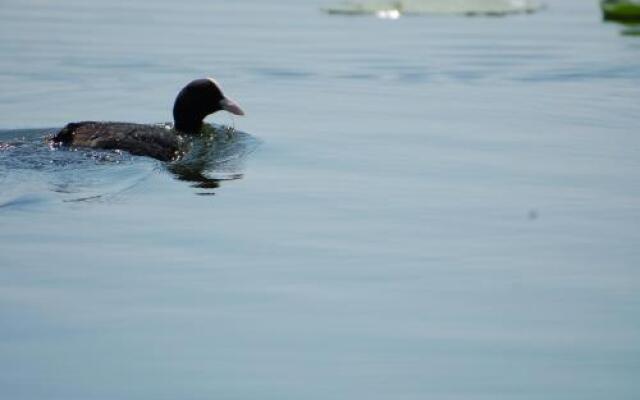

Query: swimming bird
51,78,245,161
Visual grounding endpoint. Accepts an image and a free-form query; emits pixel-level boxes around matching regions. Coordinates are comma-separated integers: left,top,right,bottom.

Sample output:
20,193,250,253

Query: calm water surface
1,0,639,399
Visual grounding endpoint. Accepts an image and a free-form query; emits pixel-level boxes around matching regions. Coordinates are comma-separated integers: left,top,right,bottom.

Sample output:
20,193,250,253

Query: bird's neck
174,118,203,134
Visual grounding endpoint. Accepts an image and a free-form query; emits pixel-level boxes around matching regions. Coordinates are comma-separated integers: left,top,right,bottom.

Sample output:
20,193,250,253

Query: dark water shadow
615,21,640,36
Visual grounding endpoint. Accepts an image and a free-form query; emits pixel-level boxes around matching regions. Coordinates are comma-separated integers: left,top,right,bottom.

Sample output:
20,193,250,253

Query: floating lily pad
323,0,544,17
601,0,640,21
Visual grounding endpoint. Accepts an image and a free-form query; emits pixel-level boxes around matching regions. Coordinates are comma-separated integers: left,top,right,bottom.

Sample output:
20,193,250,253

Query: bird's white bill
220,97,245,116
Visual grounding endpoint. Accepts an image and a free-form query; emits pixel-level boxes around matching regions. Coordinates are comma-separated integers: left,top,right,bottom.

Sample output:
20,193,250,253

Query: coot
51,78,245,161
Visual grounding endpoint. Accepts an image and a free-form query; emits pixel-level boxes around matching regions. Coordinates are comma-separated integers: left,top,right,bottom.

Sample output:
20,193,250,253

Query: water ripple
0,125,260,208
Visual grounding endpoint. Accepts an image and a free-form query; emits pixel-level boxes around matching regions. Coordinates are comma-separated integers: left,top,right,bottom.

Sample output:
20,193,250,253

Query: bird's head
172,78,244,133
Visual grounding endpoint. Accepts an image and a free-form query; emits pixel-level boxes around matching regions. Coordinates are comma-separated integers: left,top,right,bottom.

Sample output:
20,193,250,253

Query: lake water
1,0,639,399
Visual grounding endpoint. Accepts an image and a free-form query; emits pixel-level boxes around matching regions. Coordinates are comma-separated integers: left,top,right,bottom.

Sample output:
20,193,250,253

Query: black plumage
51,78,244,161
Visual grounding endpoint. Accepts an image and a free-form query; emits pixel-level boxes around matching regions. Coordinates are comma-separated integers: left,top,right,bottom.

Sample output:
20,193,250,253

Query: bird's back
52,121,184,161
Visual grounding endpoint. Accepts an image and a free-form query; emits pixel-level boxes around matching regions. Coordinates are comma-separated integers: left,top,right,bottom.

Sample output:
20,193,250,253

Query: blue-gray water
1,0,639,399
